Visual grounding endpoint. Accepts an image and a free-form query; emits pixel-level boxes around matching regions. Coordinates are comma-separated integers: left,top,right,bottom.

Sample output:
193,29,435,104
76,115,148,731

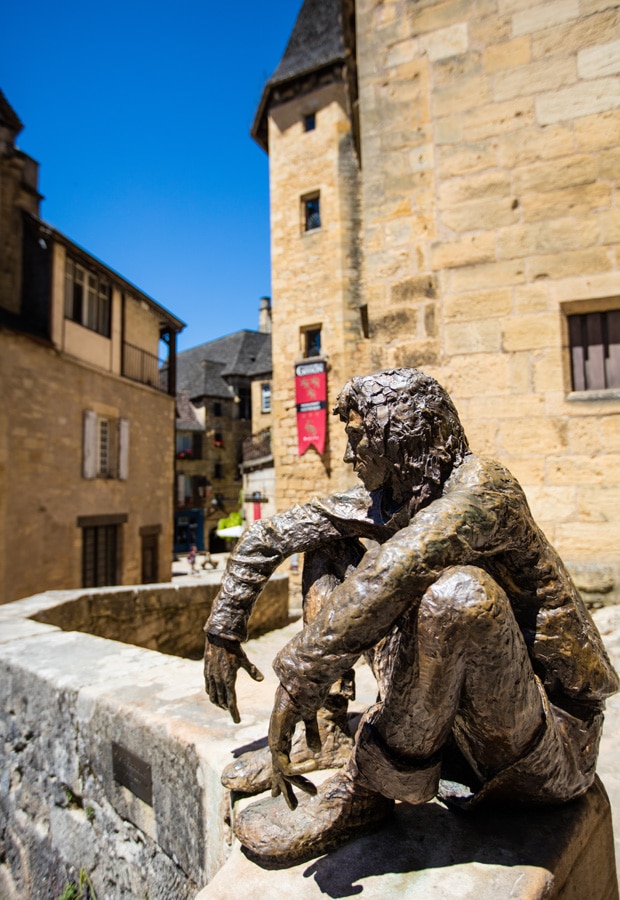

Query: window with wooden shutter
568,310,620,391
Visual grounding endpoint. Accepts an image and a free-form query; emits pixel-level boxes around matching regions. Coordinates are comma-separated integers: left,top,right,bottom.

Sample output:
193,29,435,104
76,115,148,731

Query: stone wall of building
264,0,620,602
352,0,620,598
268,79,370,513
0,328,176,604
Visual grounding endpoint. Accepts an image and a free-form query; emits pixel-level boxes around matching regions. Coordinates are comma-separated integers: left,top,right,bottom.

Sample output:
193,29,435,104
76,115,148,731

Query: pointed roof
0,89,23,135
251,0,346,151
176,330,272,400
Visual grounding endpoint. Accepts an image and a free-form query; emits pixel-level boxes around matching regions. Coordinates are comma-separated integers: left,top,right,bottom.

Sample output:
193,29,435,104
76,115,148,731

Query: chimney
258,296,272,334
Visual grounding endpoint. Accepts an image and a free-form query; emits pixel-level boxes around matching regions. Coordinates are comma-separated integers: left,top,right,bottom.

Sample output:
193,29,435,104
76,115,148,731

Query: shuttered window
569,310,620,391
82,524,119,587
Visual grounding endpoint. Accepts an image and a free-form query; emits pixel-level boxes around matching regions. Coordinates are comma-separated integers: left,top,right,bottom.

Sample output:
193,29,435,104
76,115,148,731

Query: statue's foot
234,771,394,866
222,717,355,794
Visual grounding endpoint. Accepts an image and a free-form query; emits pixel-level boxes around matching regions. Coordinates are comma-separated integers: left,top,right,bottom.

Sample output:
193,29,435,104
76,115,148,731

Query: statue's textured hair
334,368,469,489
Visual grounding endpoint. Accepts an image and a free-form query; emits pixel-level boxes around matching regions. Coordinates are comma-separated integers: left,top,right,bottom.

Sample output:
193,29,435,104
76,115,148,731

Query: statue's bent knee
423,565,508,625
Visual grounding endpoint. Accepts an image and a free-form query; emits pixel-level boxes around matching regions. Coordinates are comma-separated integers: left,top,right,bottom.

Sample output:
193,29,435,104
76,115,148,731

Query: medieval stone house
253,0,620,602
0,91,184,603
174,312,272,553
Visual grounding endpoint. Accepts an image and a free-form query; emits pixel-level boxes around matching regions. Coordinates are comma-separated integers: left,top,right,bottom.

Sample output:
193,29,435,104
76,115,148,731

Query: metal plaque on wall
112,742,153,806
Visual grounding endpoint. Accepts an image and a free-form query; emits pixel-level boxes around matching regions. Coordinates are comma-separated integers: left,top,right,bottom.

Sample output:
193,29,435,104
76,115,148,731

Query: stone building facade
253,0,620,602
0,91,184,604
174,318,272,552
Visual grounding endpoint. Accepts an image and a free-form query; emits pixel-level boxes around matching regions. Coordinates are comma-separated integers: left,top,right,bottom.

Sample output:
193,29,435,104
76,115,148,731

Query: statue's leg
221,539,366,794
353,565,545,803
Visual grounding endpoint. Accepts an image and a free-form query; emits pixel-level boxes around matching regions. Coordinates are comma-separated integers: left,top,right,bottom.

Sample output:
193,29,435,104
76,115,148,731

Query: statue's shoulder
448,454,524,497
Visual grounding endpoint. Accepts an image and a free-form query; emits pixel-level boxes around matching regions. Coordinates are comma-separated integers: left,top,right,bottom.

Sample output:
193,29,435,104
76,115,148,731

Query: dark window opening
304,112,316,132
568,310,620,391
141,533,159,583
65,258,111,337
214,463,223,480
214,432,224,448
237,385,251,420
304,327,322,358
303,195,321,231
360,304,370,339
82,524,119,587
213,401,222,417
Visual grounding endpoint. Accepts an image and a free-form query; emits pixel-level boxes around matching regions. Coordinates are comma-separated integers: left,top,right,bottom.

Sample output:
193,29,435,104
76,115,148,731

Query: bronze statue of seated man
204,368,618,865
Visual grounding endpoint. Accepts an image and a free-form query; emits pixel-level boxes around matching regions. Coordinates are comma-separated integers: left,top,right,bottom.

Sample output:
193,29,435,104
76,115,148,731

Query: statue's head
334,368,469,493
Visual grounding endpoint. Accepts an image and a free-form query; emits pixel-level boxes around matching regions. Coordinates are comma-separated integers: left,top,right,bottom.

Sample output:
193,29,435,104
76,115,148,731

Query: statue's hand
203,635,264,724
269,684,321,810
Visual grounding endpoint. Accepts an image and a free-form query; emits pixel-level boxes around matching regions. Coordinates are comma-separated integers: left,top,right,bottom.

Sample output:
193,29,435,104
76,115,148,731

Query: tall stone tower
252,0,368,508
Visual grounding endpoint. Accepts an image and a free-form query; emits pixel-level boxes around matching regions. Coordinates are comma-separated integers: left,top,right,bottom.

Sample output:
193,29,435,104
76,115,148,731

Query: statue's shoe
222,720,354,794
233,771,394,866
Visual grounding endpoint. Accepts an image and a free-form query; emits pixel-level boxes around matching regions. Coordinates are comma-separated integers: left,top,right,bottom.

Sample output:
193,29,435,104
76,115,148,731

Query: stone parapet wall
30,573,289,659
0,575,289,899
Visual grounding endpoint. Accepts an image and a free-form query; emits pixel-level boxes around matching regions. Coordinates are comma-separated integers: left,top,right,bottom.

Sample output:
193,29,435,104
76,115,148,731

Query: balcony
242,429,271,463
123,342,170,392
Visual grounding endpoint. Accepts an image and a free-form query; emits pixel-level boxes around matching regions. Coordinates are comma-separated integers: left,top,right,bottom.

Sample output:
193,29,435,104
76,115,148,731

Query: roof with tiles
251,0,346,150
176,330,271,401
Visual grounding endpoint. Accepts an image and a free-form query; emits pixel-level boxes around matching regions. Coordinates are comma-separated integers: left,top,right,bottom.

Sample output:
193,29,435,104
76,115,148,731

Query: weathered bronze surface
204,368,619,865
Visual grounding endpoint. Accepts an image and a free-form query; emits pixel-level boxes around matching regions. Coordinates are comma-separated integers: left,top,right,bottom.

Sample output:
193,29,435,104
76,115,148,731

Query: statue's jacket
207,454,619,803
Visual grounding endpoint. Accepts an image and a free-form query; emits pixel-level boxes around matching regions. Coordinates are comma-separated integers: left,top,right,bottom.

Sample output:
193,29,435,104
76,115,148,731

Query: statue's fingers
284,773,318,798
238,653,264,683
272,771,298,810
227,690,241,724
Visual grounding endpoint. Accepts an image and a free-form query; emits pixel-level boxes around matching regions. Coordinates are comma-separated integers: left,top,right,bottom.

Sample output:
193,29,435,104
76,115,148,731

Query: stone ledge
198,778,618,899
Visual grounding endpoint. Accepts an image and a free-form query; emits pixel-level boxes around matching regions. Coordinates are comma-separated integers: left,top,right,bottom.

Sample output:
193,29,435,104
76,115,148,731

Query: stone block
520,183,611,223
448,259,526,293
432,51,484,87
390,275,437,303
432,76,491,117
446,353,512,397
532,4,620,59
574,108,620,152
497,217,600,260
437,141,498,178
555,521,620,557
483,35,531,73
527,246,613,281
497,122,576,168
438,171,511,207
440,196,519,232
502,313,561,352
412,0,476,35
547,454,618,486
551,271,620,304
459,97,536,141
514,283,550,314
513,155,597,196
512,0,580,36
578,38,620,79
445,319,502,355
197,780,617,900
420,22,468,61
431,234,495,270
525,485,577,524
493,57,576,102
600,148,620,183
443,289,512,323
500,417,567,456
536,77,620,126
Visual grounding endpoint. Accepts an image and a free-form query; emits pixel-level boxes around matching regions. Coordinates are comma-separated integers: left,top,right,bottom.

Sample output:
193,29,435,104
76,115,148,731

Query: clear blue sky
2,0,303,351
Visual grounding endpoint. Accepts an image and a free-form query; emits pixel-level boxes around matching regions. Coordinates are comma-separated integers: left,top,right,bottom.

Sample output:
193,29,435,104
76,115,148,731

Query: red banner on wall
295,360,327,456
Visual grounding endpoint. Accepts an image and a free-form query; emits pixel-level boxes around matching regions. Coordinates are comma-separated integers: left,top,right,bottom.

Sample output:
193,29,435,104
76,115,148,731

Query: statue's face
344,410,392,492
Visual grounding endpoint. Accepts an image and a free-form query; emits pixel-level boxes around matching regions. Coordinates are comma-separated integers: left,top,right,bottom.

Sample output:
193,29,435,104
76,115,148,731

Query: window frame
261,382,272,414
65,257,111,338
567,307,620,394
301,192,321,232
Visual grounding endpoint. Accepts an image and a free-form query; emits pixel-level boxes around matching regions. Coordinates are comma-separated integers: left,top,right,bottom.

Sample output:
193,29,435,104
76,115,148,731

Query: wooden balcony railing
123,342,168,392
